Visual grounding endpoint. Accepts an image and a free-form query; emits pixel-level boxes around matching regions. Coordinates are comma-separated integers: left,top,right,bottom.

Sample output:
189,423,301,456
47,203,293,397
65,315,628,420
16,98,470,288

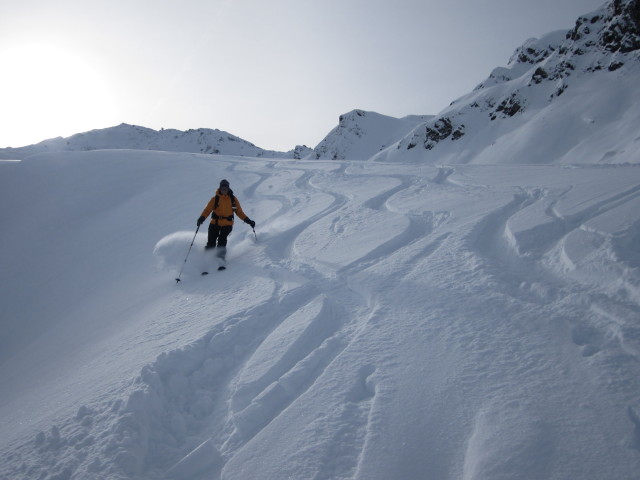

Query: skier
197,179,255,258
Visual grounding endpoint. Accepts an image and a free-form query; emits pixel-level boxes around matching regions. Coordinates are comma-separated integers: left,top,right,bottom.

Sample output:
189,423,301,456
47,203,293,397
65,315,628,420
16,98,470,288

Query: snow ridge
0,123,312,160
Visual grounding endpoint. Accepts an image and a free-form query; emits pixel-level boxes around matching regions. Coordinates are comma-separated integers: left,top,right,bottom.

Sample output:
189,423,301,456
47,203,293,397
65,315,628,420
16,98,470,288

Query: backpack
212,190,237,222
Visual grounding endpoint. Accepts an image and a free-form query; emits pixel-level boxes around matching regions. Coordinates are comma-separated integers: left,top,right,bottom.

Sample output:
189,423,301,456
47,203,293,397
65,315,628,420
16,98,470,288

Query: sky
0,0,607,151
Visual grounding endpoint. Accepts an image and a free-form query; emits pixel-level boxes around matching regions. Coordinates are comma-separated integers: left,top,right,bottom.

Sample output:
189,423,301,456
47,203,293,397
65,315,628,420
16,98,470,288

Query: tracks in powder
171,161,455,477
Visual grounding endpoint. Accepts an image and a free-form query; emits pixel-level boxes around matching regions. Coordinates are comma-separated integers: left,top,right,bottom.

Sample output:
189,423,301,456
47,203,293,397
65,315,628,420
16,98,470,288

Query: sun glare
0,44,118,148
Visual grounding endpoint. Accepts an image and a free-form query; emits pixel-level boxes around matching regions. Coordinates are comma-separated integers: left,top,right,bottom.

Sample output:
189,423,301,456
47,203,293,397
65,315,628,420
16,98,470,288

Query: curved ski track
158,160,457,478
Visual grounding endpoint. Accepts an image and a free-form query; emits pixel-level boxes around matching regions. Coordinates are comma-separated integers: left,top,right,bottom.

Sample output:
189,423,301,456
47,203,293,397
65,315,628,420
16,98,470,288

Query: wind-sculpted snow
1,151,640,480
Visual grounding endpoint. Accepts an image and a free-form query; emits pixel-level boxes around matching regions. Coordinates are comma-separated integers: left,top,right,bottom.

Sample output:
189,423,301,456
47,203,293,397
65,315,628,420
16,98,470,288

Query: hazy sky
0,0,606,151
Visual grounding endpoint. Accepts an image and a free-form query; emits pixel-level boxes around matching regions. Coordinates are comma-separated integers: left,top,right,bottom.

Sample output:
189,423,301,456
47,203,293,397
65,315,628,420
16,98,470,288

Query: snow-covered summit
308,110,433,160
373,0,640,165
0,123,309,160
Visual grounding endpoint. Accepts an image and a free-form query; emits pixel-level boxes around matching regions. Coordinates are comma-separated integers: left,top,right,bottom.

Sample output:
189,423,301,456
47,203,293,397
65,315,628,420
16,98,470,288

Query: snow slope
1,149,640,480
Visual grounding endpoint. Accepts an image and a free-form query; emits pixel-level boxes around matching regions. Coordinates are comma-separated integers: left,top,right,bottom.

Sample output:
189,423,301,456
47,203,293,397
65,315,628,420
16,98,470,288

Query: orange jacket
200,189,248,227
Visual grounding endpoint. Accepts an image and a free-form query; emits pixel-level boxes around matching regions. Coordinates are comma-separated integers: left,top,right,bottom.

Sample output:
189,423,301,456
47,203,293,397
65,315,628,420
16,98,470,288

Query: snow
1,1,640,477
371,1,640,166
310,110,433,160
1,149,639,479
0,124,305,161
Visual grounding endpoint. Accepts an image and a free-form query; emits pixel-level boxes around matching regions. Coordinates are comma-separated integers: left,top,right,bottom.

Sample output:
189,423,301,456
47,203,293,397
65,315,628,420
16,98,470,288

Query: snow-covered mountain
295,0,640,164
308,110,433,160
2,1,640,480
0,124,312,160
2,1,639,167
371,0,640,164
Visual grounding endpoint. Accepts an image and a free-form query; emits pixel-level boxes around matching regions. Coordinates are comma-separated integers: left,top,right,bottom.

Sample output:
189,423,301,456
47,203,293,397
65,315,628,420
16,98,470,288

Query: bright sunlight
0,44,118,148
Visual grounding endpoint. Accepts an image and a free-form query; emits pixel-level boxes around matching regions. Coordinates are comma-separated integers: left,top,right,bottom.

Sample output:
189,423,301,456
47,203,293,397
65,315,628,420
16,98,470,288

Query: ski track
215,161,389,476
432,166,456,185
466,177,640,461
4,160,640,480
468,187,561,305
166,161,454,478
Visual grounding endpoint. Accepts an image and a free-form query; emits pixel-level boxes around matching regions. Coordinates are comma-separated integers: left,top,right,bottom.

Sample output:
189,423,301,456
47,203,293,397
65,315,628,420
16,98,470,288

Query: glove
197,216,206,227
245,217,256,228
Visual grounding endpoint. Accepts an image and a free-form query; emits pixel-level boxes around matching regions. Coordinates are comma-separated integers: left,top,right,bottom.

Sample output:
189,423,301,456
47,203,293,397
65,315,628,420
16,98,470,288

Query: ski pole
252,227,257,242
175,225,200,283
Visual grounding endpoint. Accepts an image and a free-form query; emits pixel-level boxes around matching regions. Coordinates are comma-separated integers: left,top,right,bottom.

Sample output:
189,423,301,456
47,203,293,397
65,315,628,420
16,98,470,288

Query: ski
201,265,225,275
200,247,227,276
202,259,226,275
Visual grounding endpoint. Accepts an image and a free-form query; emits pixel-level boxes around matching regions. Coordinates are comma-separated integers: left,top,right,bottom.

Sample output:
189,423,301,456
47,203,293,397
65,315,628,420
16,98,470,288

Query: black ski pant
207,223,233,248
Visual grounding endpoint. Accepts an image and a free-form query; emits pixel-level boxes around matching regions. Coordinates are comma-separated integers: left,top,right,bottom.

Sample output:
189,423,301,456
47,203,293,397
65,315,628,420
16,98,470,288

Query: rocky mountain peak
594,0,640,53
372,0,640,165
